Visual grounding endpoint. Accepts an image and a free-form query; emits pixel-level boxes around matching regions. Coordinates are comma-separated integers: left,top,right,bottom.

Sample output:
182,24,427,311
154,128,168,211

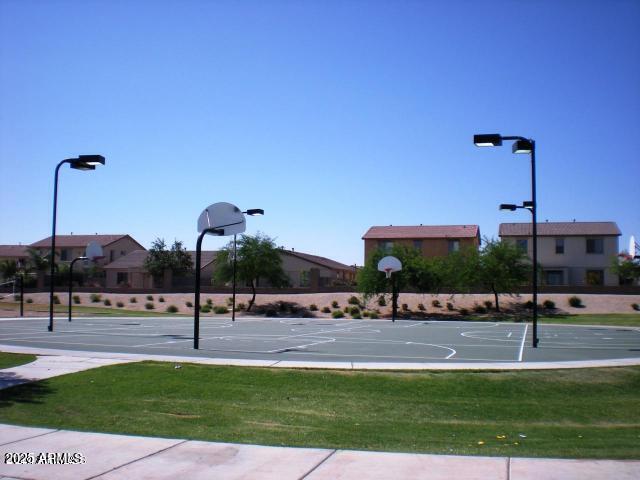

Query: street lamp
230,209,264,321
474,134,539,348
49,155,105,332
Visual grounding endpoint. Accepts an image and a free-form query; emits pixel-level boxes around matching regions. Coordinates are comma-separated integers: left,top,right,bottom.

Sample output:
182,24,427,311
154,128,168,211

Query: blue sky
1,0,638,266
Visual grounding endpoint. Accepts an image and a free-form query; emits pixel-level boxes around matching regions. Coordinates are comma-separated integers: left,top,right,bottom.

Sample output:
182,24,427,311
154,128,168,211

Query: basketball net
384,268,393,279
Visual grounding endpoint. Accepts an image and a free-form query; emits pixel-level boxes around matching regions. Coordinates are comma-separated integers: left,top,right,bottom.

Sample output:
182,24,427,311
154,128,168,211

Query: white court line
518,324,528,362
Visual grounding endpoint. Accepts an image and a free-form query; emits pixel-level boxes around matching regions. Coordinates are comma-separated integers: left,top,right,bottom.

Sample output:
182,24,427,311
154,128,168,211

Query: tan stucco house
499,221,621,286
29,234,145,266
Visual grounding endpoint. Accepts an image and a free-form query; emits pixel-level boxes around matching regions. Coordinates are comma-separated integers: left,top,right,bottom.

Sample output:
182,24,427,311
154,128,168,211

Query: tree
26,247,51,289
612,254,640,285
0,260,17,281
213,233,289,311
144,238,193,282
476,239,531,312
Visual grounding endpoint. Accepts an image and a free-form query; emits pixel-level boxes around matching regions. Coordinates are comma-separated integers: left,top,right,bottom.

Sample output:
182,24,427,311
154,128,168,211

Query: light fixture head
77,155,105,166
474,134,503,147
244,209,264,216
522,201,534,209
69,161,96,171
512,140,533,154
499,203,517,211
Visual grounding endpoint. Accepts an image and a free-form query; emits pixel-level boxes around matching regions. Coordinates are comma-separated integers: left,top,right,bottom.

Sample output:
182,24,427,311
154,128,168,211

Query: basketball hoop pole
68,256,87,322
391,273,398,322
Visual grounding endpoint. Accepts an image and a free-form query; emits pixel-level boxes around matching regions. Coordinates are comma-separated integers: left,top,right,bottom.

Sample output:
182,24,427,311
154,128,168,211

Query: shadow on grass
0,376,54,408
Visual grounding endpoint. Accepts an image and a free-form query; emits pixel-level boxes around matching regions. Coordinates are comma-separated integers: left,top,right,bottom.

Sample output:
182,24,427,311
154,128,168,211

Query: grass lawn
0,352,37,370
0,301,188,317
540,313,640,327
1,362,639,459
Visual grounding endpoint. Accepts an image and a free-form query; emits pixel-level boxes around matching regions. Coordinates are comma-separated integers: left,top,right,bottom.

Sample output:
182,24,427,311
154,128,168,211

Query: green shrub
377,296,386,307
401,303,409,311
265,309,278,317
446,302,454,311
351,313,362,319
145,302,154,310
632,303,639,311
331,300,339,308
146,295,153,301
214,306,229,314
524,300,534,309
417,303,426,311
322,306,331,313
543,299,556,309
158,296,165,303
13,294,21,301
473,303,487,314
166,305,178,313
116,301,124,308
130,297,137,303
185,301,193,308
432,299,441,308
331,310,345,319
103,299,111,306
362,310,370,317
200,304,211,313
53,295,60,304
350,307,360,316
348,296,360,305
568,296,583,308
369,311,379,319
343,306,351,314
206,298,213,306
73,295,81,304
459,308,469,316
237,303,246,311
309,304,318,311
483,300,493,310
26,298,33,304
90,293,101,303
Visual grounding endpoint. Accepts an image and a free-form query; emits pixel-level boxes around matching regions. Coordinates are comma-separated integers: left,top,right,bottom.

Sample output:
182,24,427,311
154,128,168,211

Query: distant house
279,249,356,288
362,225,480,261
29,234,145,266
103,250,217,288
499,221,621,286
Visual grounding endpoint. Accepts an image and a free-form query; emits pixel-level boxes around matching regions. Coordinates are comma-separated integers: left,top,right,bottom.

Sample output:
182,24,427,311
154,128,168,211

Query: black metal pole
530,141,539,348
19,274,24,317
68,257,84,322
194,230,206,350
232,234,237,322
49,160,66,332
391,274,397,322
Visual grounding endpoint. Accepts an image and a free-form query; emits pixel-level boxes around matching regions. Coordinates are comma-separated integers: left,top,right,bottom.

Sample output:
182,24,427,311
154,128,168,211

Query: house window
448,240,460,253
116,272,129,285
586,269,604,286
109,250,114,262
586,238,604,254
378,240,393,252
300,270,310,287
516,239,528,252
413,240,422,251
555,238,564,254
120,250,126,256
545,270,564,286
60,249,70,261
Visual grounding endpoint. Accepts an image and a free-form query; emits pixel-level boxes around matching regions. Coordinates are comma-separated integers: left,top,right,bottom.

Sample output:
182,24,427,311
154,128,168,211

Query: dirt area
1,291,639,317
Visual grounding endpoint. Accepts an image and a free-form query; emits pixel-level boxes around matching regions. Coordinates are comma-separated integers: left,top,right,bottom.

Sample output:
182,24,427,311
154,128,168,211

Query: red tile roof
0,245,29,258
30,234,144,249
499,222,621,237
282,250,354,271
362,225,479,240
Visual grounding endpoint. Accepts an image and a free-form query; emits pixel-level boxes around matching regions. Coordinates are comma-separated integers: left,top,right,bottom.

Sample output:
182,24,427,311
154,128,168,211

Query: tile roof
0,245,29,258
282,250,354,271
103,250,217,269
30,234,140,248
499,222,621,237
362,225,479,239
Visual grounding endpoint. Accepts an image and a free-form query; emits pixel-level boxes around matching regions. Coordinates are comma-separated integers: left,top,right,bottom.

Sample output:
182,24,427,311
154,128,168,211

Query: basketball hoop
384,267,393,279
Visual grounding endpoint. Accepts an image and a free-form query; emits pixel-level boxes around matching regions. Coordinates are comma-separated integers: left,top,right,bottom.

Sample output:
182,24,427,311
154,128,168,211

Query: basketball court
1,316,639,365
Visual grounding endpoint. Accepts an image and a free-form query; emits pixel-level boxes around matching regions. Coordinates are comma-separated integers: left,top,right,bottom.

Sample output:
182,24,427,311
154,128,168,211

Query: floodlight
473,134,503,147
244,209,264,216
499,204,517,211
522,201,534,209
77,155,106,166
512,139,533,154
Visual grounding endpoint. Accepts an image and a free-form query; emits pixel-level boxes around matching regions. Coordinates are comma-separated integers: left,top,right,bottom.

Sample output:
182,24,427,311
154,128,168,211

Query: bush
331,300,339,308
632,303,640,311
343,306,351,314
185,301,193,308
146,295,153,301
446,302,454,311
309,304,318,311
227,297,234,306
417,303,426,311
214,306,229,314
331,310,345,319
166,305,178,313
158,296,165,303
543,299,556,309
350,307,360,316
524,300,534,309
369,311,379,319
568,296,583,308
377,296,386,307
53,295,60,304
348,296,360,305
459,308,469,316
432,299,441,308
90,293,102,303
265,309,278,317
130,297,137,303
483,300,493,310
145,302,154,310
103,299,111,306
26,298,33,304
401,303,409,312
322,306,331,313
73,295,81,304
362,310,370,317
237,303,246,311
473,304,487,314
13,294,21,301
206,298,213,306
351,313,362,319
116,301,124,308
200,304,211,313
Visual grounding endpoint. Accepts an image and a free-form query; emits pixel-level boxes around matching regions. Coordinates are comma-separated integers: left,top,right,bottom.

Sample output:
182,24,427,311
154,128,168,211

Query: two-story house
29,234,145,266
362,225,480,261
499,221,621,286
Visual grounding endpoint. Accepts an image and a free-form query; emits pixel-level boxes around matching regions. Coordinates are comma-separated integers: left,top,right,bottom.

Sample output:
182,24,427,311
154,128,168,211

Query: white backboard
378,255,402,274
197,202,246,237
85,241,104,260
631,235,637,259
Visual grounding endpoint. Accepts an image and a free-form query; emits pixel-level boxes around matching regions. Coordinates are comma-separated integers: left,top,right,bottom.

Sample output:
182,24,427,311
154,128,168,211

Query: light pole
474,134,539,348
68,256,87,322
231,209,264,321
49,155,105,332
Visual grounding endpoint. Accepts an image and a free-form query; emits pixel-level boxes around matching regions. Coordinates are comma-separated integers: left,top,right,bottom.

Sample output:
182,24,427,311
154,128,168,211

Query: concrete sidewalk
0,424,639,480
